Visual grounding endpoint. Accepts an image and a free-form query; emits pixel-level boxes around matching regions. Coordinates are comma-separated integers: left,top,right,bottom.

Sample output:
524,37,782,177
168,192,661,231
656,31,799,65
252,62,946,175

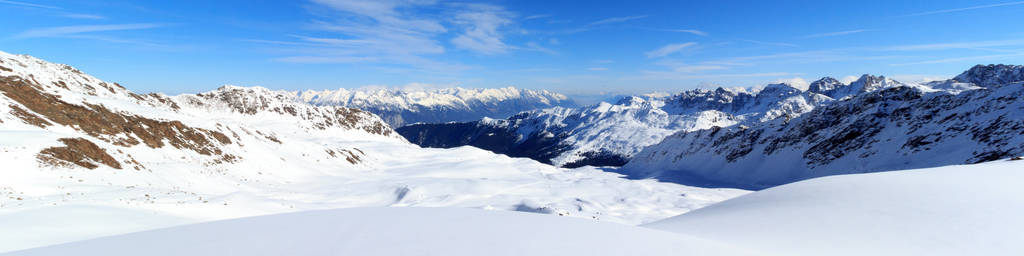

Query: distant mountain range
398,76,847,168
398,65,1024,189
299,86,576,127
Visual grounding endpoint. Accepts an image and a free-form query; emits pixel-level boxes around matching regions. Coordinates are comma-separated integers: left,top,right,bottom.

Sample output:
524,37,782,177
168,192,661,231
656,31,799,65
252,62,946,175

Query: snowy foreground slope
12,160,1022,256
646,159,1024,256
0,51,746,252
6,207,753,256
626,64,1024,187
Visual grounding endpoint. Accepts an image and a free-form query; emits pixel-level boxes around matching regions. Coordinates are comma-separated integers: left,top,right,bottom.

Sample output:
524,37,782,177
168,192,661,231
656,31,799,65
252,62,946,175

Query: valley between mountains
2,50,1023,255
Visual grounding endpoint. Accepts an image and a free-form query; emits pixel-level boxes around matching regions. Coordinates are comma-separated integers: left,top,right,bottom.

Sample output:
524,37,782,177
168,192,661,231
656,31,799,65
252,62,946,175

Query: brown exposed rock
145,93,181,110
38,138,122,169
340,149,363,164
0,65,11,72
0,76,231,156
8,105,52,128
52,81,69,90
325,148,363,164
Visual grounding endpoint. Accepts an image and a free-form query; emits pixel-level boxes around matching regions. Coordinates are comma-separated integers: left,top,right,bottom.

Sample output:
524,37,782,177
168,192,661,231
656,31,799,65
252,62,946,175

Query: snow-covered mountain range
399,80,839,167
0,51,745,252
299,86,576,127
625,64,1024,187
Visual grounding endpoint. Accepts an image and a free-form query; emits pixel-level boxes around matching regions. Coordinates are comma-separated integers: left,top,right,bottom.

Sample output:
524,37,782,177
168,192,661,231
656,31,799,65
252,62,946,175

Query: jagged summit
809,74,905,100
755,83,803,99
953,64,1024,87
808,77,842,95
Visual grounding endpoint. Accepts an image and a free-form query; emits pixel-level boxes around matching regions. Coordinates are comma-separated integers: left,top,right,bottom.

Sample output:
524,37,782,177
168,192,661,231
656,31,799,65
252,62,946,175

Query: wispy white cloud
266,0,452,69
743,39,798,47
589,15,649,26
523,14,551,20
839,76,859,84
652,59,729,73
63,13,106,19
670,29,708,36
879,39,1024,51
637,71,800,80
588,67,608,71
902,1,1024,17
259,1,524,69
645,42,696,58
889,53,1024,66
0,0,58,9
517,42,558,55
705,50,907,66
672,64,727,73
887,74,950,84
803,29,869,38
450,3,514,55
773,77,809,90
15,23,163,38
273,56,378,63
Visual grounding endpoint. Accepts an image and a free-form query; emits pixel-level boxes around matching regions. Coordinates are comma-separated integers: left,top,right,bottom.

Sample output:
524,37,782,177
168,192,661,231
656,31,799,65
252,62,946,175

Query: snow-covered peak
757,83,803,98
953,64,1024,87
662,87,755,114
808,77,843,94
850,74,898,92
811,74,905,100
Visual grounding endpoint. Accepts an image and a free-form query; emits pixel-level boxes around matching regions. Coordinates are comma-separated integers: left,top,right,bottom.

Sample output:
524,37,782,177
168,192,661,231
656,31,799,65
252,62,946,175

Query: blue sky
2,0,1024,97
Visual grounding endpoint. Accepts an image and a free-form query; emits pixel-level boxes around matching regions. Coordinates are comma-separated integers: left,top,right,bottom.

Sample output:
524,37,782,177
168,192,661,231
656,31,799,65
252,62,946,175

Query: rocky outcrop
953,64,1024,87
0,76,231,156
38,138,122,169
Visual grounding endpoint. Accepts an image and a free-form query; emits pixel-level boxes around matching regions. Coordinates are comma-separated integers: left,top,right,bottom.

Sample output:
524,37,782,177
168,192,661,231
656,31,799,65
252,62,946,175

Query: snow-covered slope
0,50,747,252
646,159,1024,256
17,160,1023,256
8,207,753,256
299,86,575,127
400,83,831,168
626,65,1023,187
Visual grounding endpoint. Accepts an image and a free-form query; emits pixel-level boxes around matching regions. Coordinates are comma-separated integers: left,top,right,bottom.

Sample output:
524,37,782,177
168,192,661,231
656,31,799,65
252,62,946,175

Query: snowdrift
646,159,1024,256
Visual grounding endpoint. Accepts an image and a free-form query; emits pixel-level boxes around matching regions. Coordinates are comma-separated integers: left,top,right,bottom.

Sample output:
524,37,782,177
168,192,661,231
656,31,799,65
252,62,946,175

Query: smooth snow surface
6,207,754,256
646,159,1024,256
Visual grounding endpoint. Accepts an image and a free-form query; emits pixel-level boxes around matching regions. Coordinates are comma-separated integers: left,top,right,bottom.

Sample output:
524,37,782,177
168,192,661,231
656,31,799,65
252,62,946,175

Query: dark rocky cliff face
397,122,580,166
